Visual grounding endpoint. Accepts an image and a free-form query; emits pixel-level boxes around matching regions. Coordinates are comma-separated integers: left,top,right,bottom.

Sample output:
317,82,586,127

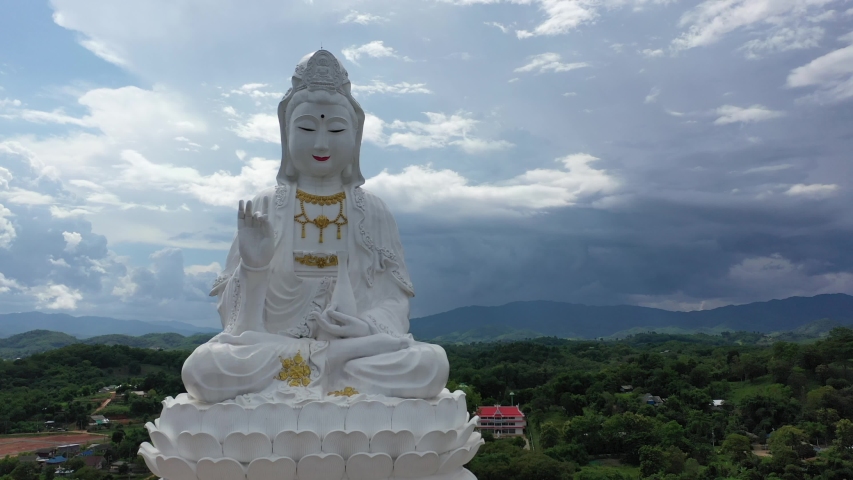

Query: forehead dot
320,114,325,119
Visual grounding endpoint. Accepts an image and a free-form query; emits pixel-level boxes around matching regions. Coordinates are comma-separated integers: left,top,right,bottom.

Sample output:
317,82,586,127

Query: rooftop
477,405,524,417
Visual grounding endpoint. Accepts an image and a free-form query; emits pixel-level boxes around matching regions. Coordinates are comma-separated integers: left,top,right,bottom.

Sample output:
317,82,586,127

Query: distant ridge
0,311,219,339
409,293,853,341
0,330,215,359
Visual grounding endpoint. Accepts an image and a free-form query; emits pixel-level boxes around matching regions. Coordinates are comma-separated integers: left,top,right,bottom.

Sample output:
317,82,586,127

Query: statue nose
314,130,329,151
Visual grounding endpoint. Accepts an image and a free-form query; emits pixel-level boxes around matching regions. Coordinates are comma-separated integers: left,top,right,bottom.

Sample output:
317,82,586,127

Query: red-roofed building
475,405,526,437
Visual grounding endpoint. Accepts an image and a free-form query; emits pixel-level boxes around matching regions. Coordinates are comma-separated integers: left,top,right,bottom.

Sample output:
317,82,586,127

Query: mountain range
408,293,853,341
1,293,851,346
0,311,219,338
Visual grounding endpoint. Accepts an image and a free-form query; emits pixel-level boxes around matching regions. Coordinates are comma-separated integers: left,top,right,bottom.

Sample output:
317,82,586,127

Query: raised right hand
237,197,274,269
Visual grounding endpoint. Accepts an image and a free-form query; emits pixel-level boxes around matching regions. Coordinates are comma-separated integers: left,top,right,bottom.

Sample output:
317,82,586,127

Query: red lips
312,155,330,162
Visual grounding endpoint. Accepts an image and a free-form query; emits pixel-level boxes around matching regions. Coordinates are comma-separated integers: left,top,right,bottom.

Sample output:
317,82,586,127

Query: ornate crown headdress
289,50,350,96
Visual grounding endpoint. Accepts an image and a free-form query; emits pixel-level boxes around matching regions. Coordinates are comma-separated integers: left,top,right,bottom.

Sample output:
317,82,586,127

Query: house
641,393,665,406
90,415,110,427
711,399,726,410
35,447,54,459
82,456,106,470
56,444,80,456
46,456,67,465
475,405,526,437
620,385,634,393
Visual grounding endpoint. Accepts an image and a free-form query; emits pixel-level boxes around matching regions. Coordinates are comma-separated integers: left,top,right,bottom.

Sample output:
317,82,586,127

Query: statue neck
296,175,345,196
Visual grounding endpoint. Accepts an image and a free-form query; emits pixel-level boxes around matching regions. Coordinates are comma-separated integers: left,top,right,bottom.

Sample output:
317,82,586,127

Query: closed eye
329,129,345,133
298,127,316,132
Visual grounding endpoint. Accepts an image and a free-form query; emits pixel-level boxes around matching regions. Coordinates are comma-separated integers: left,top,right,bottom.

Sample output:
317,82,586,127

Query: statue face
288,100,356,180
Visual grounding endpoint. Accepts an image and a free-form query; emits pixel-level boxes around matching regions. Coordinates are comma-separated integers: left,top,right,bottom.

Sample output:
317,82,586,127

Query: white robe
181,183,448,404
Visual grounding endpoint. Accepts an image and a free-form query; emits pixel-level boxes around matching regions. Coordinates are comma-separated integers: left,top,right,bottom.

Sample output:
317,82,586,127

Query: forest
0,328,852,479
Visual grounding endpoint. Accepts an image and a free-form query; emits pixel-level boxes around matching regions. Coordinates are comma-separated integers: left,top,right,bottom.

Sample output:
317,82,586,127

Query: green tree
768,425,807,457
835,418,853,449
721,433,753,462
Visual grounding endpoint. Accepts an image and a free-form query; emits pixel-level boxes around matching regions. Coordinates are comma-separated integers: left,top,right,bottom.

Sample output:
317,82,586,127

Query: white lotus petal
298,402,347,437
452,417,478,450
159,403,202,438
177,432,223,461
138,442,162,477
438,440,482,475
394,451,440,478
451,390,468,427
224,432,272,463
247,457,296,480
274,430,321,460
249,403,298,438
202,404,248,442
148,424,177,456
435,397,459,431
346,452,393,480
297,453,345,480
370,430,415,458
345,401,392,437
417,430,457,454
322,430,369,460
156,456,197,480
197,457,246,480
392,400,435,439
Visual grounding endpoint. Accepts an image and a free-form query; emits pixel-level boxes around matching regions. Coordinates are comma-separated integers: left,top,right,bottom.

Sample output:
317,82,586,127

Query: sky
0,0,852,328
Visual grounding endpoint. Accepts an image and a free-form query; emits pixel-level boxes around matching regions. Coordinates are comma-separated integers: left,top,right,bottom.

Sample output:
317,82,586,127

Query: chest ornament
294,190,348,243
294,253,339,269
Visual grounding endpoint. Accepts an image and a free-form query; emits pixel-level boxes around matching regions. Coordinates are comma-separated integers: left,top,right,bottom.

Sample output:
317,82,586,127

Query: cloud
484,21,510,33
352,80,432,96
342,41,406,64
0,204,15,248
644,87,661,104
784,183,838,198
30,283,83,309
340,10,389,25
672,0,835,51
365,153,618,215
0,98,22,108
62,231,82,252
227,83,283,100
368,112,514,154
787,35,853,103
515,0,599,38
77,37,129,66
232,113,279,143
640,48,665,58
109,150,279,207
742,164,793,174
8,86,205,140
739,25,824,58
713,105,785,125
514,53,590,74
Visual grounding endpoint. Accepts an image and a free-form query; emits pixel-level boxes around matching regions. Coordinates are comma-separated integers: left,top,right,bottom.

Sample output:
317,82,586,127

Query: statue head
277,50,366,186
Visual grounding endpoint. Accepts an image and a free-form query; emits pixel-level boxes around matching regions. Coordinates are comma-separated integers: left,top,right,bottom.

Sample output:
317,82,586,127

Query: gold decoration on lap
328,386,359,397
276,351,312,387
295,253,339,269
294,190,347,243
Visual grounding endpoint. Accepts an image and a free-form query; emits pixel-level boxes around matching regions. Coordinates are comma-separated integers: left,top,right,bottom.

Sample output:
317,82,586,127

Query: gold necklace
294,190,347,243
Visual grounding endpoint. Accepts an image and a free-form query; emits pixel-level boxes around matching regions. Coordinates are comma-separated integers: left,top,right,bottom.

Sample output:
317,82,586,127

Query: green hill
0,330,214,359
0,330,78,358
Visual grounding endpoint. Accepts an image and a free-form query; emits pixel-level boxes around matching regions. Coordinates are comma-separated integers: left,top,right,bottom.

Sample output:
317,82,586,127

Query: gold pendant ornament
294,253,339,269
294,190,347,243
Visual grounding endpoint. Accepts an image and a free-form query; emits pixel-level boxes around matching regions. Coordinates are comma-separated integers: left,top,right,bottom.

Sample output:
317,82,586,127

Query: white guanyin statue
139,50,483,480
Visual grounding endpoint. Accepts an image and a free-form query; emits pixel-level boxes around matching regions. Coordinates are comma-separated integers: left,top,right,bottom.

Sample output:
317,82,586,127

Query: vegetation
1,327,853,479
447,327,853,479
